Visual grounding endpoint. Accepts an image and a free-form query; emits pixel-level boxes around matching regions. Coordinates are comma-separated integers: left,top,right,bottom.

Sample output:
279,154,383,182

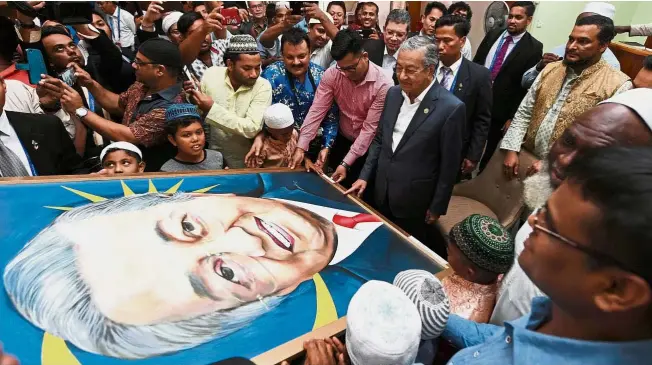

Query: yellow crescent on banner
41,333,81,365
311,273,338,329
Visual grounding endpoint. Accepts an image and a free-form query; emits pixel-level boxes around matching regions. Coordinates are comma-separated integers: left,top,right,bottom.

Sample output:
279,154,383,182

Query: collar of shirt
436,56,463,79
110,7,119,17
503,30,526,44
148,83,182,101
219,67,254,92
400,77,436,105
0,110,11,136
359,61,384,86
383,45,397,59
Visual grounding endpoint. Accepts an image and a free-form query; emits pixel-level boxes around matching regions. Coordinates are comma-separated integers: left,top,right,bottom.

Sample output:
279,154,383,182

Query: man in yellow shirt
186,35,272,168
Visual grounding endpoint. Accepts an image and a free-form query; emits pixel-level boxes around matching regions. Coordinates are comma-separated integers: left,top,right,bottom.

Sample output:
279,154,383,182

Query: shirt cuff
500,139,521,152
297,136,311,151
342,152,358,166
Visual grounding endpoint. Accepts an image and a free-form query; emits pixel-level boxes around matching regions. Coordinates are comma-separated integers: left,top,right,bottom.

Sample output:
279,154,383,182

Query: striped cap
226,34,259,54
393,270,450,340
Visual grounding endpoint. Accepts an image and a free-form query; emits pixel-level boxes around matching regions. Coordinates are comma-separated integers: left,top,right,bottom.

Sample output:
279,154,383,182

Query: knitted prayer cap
138,38,182,68
166,103,201,123
226,34,259,54
263,103,294,129
393,270,450,340
450,214,514,274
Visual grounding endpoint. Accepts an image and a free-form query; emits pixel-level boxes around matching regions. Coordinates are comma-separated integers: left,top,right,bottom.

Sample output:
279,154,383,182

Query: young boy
442,214,514,323
161,104,224,172
253,103,298,168
99,141,146,175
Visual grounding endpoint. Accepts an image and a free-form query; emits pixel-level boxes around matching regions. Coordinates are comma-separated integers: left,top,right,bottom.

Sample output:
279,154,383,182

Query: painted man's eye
181,214,203,238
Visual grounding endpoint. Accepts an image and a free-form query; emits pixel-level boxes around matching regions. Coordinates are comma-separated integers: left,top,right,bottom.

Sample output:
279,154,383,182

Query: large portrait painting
0,171,445,365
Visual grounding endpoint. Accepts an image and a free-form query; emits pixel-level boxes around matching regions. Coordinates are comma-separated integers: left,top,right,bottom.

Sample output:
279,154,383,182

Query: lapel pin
459,82,463,88
423,108,429,114
32,140,39,150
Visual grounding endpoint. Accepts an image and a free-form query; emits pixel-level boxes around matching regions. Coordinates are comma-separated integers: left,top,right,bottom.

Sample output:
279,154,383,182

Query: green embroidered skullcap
450,214,514,274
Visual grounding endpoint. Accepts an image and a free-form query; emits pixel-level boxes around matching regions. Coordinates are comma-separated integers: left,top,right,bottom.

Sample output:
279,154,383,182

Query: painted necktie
490,36,513,81
0,138,29,177
333,213,381,229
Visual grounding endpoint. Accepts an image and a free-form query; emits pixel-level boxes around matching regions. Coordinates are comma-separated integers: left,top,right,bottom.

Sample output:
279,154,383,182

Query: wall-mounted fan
484,1,509,34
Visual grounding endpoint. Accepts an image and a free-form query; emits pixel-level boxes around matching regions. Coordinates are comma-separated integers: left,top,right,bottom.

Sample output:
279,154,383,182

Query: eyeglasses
533,203,644,278
395,66,426,77
133,59,159,67
336,55,363,72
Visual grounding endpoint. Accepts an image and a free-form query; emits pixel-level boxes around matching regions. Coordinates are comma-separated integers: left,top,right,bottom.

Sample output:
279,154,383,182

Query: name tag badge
32,140,39,150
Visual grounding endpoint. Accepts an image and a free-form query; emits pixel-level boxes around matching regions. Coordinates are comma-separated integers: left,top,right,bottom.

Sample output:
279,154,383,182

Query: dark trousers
479,120,502,172
329,133,368,189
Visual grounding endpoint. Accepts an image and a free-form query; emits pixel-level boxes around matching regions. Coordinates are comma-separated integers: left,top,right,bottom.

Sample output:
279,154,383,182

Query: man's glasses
533,204,645,279
133,59,159,67
336,55,362,73
395,66,425,77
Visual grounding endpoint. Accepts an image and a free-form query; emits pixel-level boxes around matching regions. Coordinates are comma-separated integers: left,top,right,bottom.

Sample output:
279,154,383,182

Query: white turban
263,103,294,129
162,11,183,35
599,88,652,132
582,2,615,19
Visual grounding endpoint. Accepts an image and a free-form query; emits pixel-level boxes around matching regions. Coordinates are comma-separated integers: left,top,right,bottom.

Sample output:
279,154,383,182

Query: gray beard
523,161,554,210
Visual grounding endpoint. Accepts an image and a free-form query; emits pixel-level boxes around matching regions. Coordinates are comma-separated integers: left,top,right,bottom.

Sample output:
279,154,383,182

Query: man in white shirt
347,36,465,256
615,22,652,37
307,12,335,69
98,1,137,59
490,88,652,325
382,9,410,79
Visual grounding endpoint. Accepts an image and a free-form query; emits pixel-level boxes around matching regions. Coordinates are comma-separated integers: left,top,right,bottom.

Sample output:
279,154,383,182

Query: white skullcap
394,270,450,340
346,281,422,365
582,2,615,19
263,103,294,129
100,142,143,162
275,1,290,11
309,12,334,25
162,11,183,35
599,88,652,132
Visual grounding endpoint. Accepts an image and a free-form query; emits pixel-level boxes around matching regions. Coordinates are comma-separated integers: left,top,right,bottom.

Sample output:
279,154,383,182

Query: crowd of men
1,1,652,364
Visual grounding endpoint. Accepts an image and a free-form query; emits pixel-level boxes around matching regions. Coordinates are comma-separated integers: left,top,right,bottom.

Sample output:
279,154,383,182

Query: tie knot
441,67,451,75
504,35,513,43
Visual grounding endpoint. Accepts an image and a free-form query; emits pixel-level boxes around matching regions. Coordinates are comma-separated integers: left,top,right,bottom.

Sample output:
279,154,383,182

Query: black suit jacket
359,84,466,219
451,58,493,162
473,29,542,125
6,111,87,176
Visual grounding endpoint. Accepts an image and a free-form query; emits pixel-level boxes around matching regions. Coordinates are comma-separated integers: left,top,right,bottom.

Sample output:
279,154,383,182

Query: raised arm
179,11,225,65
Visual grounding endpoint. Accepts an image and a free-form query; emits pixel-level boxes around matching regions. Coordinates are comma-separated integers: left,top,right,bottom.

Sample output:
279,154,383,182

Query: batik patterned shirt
261,61,339,149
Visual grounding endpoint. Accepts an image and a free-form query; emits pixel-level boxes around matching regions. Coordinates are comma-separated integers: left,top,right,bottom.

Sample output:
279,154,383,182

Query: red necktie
490,36,513,81
333,213,381,229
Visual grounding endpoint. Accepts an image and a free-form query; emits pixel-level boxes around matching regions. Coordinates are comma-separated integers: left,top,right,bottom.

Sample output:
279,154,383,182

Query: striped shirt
297,62,392,165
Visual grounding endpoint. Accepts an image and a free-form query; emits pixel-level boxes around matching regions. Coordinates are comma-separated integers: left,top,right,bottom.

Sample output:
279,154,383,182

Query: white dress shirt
3,80,43,114
462,37,473,60
382,46,398,79
0,110,33,176
311,41,334,70
483,30,526,69
435,56,463,91
107,7,136,48
392,79,437,151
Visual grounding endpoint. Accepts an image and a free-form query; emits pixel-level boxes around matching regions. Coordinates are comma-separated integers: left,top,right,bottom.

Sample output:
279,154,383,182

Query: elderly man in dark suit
346,36,466,256
435,15,492,177
0,77,86,177
473,1,543,171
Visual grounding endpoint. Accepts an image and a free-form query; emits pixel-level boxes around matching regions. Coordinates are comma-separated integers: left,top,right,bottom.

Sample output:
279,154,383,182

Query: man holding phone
348,2,382,40
177,8,229,81
236,1,268,38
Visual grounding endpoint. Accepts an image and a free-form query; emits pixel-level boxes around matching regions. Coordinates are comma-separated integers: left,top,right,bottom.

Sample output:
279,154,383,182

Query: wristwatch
75,107,89,119
339,161,351,171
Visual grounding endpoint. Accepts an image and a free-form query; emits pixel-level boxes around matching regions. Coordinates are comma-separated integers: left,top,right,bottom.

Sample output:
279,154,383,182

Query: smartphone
358,28,374,39
15,49,48,85
290,2,304,15
220,8,241,26
59,67,77,87
182,66,197,90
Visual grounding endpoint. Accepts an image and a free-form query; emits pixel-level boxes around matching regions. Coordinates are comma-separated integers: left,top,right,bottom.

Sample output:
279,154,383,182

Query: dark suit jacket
6,111,87,176
451,58,493,162
359,84,466,219
473,29,542,125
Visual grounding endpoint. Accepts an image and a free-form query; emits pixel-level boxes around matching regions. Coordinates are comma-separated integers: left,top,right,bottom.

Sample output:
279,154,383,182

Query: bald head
547,103,652,187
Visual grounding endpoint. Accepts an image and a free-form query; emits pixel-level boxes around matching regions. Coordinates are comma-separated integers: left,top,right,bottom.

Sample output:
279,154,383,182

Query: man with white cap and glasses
521,2,621,88
491,88,652,325
501,14,631,179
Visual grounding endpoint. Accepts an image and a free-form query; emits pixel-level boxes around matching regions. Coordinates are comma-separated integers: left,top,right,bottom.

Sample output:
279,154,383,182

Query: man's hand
425,210,440,225
142,1,164,28
284,14,304,28
0,345,20,365
368,30,380,40
237,8,250,23
315,147,330,168
289,148,305,169
614,25,630,34
302,2,326,22
461,158,477,174
303,339,337,365
60,84,84,113
186,89,214,113
344,179,367,197
501,119,512,135
535,52,562,71
205,8,226,33
38,75,65,101
324,336,349,365
331,165,347,184
304,158,324,174
503,150,519,179
70,63,93,88
526,159,542,177
244,132,266,168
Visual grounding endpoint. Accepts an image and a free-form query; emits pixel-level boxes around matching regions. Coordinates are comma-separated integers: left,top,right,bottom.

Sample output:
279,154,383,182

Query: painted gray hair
398,35,439,69
3,193,283,359
385,9,411,27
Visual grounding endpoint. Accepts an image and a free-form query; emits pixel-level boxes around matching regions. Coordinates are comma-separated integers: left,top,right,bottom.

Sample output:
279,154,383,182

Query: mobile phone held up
290,1,318,16
59,67,77,87
15,49,48,85
358,28,374,39
220,8,241,26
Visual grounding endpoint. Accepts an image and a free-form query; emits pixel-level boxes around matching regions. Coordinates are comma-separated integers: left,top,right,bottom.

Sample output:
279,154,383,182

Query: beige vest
523,59,629,152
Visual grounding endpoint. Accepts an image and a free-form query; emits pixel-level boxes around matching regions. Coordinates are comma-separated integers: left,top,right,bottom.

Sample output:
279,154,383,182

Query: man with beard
490,88,652,325
246,28,339,167
501,15,631,178
184,35,272,168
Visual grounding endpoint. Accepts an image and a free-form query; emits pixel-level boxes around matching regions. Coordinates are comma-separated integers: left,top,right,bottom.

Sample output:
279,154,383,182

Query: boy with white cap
99,141,146,175
250,104,299,168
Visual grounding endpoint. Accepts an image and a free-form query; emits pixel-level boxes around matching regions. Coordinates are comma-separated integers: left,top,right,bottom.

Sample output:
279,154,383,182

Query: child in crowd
442,214,514,323
253,103,298,168
161,104,225,172
99,142,146,175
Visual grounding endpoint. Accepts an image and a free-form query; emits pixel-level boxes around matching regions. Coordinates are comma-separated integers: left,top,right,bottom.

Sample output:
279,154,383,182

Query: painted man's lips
254,216,295,252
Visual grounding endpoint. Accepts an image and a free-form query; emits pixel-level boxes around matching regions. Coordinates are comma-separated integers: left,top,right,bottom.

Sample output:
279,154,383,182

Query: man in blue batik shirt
440,146,652,365
247,28,339,167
